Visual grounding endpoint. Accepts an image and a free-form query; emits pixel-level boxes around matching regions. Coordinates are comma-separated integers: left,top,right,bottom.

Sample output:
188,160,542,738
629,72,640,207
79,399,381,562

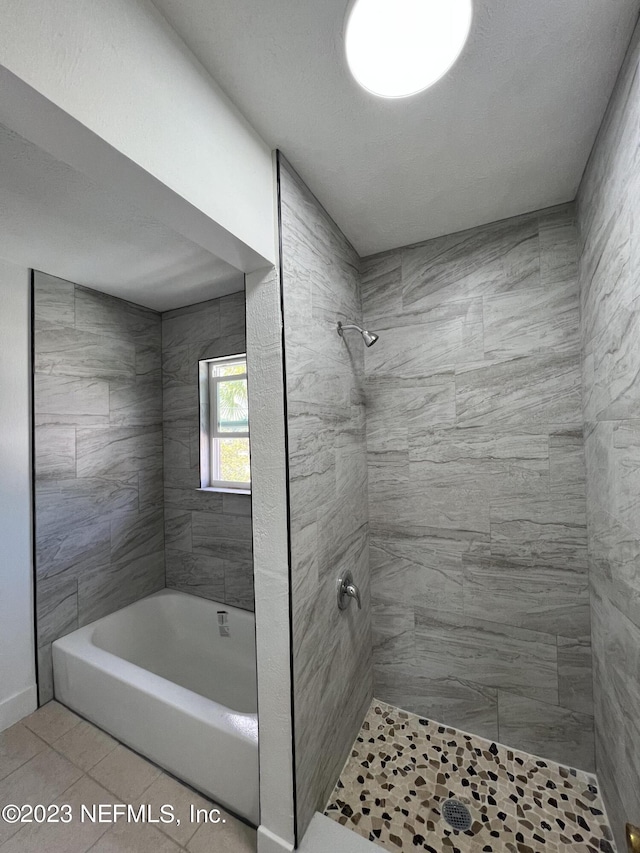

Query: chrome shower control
337,570,362,610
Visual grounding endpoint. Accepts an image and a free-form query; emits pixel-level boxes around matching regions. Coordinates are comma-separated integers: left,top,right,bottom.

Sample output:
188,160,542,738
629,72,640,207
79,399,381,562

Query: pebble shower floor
325,700,615,853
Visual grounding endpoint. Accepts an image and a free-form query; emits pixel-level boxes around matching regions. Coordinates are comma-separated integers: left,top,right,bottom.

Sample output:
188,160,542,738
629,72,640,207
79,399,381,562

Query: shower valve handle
337,570,362,610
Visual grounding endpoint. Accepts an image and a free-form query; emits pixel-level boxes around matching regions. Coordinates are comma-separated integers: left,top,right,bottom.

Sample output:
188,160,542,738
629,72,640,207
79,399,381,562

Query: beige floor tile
88,745,161,800
186,812,256,853
0,775,116,853
0,747,82,844
141,773,213,847
0,723,47,781
88,821,183,853
22,701,81,744
53,720,118,771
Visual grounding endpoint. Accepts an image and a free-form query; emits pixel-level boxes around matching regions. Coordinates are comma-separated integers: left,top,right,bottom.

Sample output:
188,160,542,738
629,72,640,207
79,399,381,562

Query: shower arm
337,322,365,335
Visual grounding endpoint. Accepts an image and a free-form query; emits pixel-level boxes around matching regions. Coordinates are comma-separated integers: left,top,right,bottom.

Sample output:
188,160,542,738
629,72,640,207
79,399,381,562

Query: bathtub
52,589,259,824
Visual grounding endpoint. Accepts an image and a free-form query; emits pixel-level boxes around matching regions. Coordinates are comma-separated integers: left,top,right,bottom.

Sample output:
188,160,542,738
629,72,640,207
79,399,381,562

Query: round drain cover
442,798,472,831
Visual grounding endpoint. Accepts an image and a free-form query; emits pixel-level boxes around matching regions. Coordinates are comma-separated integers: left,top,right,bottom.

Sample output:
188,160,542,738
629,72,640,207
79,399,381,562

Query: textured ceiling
0,123,244,311
152,0,640,256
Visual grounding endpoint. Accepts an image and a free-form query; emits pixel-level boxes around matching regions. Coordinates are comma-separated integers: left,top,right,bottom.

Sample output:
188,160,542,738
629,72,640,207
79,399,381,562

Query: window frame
199,353,251,493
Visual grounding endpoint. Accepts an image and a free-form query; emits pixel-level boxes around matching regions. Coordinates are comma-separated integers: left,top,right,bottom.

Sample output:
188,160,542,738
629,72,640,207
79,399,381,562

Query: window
199,354,251,492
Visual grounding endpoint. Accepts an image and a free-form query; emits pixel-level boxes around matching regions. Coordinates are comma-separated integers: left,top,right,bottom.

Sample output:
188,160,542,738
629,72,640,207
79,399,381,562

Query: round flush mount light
345,0,472,99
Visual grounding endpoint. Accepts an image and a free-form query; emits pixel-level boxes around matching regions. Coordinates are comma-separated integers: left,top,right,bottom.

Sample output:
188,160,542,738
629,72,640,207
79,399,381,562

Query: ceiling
0,122,244,311
152,0,640,257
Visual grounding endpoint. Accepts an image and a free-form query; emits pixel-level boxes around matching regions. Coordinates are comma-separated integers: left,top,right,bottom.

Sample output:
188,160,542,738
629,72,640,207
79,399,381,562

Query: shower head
337,321,379,347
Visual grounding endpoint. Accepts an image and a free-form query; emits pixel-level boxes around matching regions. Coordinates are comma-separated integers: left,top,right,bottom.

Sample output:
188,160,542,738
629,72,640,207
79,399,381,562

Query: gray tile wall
33,273,165,703
161,293,254,611
361,206,594,770
278,157,373,838
577,17,640,846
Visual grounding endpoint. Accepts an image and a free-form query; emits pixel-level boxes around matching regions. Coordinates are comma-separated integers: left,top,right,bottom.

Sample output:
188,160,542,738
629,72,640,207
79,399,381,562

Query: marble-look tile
490,495,588,574
280,156,372,837
360,252,402,326
110,509,164,567
138,469,164,513
549,430,586,497
192,511,253,561
163,427,191,469
33,272,75,330
0,724,47,782
165,549,225,601
372,603,414,668
497,692,595,772
36,573,78,645
456,353,582,430
35,517,111,580
34,374,109,427
483,282,579,358
164,507,192,551
402,214,539,313
219,290,246,338
75,285,158,340
78,551,164,626
415,607,559,704
538,205,579,286
373,669,500,742
462,556,590,637
557,635,594,714
162,298,221,348
364,314,483,378
224,559,255,610
164,484,224,512
36,645,54,704
35,427,76,479
109,375,163,426
408,429,549,496
36,477,139,540
76,426,162,477
222,492,252,516
34,326,136,380
583,296,640,422
587,498,640,632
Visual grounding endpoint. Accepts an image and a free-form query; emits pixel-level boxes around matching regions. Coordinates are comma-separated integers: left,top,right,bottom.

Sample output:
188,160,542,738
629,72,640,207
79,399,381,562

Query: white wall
0,258,37,730
0,0,275,271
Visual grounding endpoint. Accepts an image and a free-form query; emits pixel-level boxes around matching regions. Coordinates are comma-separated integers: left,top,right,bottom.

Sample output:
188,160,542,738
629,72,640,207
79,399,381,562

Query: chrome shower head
337,321,379,347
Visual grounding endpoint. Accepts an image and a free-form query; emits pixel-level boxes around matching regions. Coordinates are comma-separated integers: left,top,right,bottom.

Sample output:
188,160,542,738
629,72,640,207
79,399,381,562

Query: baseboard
257,824,295,853
0,685,37,732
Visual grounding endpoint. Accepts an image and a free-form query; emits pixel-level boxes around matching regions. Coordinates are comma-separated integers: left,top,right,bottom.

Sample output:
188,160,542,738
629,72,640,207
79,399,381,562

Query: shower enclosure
276,121,636,850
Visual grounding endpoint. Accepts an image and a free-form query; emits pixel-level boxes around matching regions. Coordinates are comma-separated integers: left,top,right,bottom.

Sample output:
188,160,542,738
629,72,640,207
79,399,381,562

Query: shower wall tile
33,274,165,702
279,157,373,839
497,692,595,771
164,550,225,601
577,17,640,845
362,203,593,771
160,295,254,612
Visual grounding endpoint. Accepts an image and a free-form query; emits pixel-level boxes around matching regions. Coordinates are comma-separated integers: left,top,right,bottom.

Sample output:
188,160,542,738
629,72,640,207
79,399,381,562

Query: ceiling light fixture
345,0,472,99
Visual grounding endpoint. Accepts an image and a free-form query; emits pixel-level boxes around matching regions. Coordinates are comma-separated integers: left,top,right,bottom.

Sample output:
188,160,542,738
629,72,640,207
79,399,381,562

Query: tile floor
0,702,256,853
325,700,616,853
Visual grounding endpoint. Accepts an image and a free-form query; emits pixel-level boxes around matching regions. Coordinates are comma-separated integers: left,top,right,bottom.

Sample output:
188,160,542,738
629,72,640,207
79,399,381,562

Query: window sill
197,487,251,496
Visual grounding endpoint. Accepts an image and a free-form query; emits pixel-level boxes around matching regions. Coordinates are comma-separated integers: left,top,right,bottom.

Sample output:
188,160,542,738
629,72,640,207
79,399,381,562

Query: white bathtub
52,589,259,824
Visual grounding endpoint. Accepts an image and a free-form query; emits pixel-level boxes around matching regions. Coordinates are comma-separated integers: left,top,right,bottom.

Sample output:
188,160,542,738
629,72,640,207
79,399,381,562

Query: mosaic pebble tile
324,700,615,853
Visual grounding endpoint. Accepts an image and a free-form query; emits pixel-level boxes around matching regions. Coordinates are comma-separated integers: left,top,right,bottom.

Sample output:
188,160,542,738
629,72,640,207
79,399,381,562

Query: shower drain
441,798,473,831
